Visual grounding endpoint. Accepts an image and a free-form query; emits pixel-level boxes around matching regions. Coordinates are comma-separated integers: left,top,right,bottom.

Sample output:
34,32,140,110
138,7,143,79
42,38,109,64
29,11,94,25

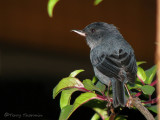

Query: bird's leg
106,81,112,107
106,81,114,116
124,84,133,108
124,84,131,97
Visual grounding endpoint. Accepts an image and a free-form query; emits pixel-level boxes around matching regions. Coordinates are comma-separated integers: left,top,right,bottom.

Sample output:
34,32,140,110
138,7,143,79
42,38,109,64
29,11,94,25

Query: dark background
0,0,156,120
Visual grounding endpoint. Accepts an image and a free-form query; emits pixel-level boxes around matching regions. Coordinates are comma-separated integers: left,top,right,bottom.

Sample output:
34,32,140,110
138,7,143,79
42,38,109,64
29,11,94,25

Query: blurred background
0,0,156,120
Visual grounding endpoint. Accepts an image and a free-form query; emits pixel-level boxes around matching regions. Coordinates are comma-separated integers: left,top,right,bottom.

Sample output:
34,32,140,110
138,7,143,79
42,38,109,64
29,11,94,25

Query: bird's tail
112,80,126,107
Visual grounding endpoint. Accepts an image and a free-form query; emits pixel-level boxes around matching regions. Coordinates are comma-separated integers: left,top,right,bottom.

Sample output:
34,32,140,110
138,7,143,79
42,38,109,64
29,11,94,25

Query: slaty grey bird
72,22,137,107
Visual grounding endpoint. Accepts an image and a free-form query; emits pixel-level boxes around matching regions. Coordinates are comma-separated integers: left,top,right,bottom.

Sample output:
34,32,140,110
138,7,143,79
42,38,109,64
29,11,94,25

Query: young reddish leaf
60,88,79,109
53,77,84,99
69,69,84,77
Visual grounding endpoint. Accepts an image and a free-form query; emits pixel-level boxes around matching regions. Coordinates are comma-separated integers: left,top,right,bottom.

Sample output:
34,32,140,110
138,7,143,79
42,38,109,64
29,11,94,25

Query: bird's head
72,22,118,49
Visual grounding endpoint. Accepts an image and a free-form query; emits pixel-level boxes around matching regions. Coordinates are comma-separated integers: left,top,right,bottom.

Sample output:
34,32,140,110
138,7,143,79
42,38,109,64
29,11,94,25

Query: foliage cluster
53,62,157,120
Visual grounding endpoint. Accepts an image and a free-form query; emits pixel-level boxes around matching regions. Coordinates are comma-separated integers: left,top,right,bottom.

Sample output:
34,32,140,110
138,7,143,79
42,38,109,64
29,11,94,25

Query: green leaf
83,79,102,93
148,105,157,113
127,83,142,90
92,76,98,84
94,0,103,5
93,108,108,120
69,69,84,77
145,65,157,84
155,116,158,120
85,99,108,119
141,85,155,95
136,61,146,66
59,92,98,120
115,115,128,120
91,113,100,120
59,105,73,120
105,118,110,120
96,81,106,93
60,88,78,109
53,77,84,99
137,66,146,82
47,0,59,17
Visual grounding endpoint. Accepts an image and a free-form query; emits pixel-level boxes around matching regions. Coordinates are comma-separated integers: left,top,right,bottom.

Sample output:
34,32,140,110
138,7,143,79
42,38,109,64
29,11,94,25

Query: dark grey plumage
72,22,137,107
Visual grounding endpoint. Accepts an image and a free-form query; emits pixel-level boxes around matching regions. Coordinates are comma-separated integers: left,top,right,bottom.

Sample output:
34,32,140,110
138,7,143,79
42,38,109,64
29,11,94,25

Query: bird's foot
126,96,134,108
106,101,112,108
106,94,112,107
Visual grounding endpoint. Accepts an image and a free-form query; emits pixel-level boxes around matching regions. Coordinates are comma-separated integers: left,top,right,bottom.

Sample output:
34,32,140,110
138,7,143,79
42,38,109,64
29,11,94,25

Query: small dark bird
72,22,137,107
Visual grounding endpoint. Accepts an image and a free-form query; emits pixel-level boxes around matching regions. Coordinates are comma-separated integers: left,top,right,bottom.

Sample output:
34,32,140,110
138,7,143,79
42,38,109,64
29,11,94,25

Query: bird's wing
90,47,137,83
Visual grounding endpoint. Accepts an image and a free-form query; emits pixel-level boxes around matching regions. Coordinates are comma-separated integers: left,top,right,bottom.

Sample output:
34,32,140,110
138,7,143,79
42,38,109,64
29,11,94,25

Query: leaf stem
79,87,110,102
137,74,145,85
149,95,151,101
79,87,91,92
142,98,159,104
135,91,142,97
150,79,157,86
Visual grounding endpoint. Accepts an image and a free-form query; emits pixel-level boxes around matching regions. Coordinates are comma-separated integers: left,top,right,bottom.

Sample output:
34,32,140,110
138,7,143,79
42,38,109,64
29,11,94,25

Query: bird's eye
91,28,96,33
